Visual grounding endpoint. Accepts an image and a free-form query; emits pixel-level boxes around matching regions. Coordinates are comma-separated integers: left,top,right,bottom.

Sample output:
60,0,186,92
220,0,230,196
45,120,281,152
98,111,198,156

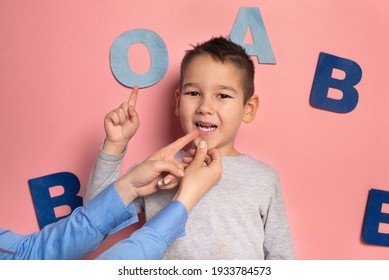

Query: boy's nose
196,96,215,115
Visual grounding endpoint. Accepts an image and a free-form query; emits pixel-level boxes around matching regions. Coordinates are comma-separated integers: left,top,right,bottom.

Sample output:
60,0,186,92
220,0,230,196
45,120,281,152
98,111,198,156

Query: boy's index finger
166,130,199,155
128,85,139,108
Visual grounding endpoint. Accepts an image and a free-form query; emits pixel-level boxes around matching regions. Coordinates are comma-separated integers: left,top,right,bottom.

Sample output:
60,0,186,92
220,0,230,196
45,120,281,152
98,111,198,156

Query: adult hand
114,130,199,204
174,141,222,211
181,147,211,167
103,86,140,155
149,130,199,190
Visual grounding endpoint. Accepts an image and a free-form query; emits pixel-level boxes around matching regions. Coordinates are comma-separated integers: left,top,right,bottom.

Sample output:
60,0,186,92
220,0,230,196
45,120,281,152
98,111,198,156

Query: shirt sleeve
83,146,142,234
263,177,295,259
0,183,138,260
96,200,188,260
84,144,125,203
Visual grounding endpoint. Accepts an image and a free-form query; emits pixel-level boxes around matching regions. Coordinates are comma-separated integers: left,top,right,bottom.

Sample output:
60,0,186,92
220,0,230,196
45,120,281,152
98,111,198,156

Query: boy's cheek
181,121,196,134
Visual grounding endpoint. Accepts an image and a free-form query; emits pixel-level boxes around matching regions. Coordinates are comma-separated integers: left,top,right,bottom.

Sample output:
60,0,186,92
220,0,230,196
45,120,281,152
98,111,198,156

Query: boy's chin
192,137,218,150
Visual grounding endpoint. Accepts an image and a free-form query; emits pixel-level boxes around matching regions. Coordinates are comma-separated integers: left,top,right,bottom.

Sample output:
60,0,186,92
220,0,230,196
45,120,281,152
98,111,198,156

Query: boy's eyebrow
182,83,238,93
215,85,238,93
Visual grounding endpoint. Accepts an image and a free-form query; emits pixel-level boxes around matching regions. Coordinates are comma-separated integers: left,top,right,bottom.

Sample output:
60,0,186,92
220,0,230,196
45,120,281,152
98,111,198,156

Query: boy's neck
221,148,241,157
215,144,241,157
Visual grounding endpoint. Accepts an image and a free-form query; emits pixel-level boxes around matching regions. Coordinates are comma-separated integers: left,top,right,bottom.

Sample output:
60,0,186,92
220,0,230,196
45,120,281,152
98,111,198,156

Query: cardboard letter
110,29,169,88
310,52,362,113
230,7,276,64
363,189,389,246
29,172,82,229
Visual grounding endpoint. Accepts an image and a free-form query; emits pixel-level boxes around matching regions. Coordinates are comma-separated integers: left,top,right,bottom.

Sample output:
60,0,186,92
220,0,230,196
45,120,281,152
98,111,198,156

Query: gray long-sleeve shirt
84,149,294,259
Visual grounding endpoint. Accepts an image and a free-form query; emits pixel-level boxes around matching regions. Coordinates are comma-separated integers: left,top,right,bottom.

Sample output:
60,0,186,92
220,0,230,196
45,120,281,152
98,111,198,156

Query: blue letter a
29,172,83,229
230,7,275,64
310,52,362,113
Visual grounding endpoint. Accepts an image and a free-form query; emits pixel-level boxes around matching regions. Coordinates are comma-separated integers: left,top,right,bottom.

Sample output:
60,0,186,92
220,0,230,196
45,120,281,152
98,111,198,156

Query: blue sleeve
96,200,188,260
0,183,138,260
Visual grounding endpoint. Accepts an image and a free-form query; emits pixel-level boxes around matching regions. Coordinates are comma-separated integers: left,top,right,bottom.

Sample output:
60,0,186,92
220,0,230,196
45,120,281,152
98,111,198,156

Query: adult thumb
191,140,208,167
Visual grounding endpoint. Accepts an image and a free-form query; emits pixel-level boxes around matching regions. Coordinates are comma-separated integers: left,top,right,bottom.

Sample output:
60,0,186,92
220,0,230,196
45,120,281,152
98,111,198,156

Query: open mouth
196,122,217,132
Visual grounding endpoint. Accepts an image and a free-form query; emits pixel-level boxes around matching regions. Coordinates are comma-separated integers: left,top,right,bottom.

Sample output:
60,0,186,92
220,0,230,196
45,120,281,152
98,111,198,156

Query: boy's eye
218,93,232,99
184,91,200,96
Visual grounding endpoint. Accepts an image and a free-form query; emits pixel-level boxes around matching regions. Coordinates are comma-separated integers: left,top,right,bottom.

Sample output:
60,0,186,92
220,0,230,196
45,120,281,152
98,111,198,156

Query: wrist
173,189,195,212
103,139,127,155
114,177,138,207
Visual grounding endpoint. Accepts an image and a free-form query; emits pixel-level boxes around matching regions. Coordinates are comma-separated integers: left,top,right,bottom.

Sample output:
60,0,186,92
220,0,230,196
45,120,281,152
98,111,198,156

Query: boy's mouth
195,122,217,132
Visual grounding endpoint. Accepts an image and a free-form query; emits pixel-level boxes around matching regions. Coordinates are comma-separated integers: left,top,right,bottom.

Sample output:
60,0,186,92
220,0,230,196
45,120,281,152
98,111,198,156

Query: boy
85,36,294,259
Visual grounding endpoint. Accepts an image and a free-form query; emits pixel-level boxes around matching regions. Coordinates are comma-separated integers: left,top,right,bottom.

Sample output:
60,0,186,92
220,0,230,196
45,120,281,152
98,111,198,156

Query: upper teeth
196,123,217,132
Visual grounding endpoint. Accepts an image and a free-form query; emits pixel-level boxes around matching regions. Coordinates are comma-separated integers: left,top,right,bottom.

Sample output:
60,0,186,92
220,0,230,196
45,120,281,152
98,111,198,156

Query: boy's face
175,54,258,156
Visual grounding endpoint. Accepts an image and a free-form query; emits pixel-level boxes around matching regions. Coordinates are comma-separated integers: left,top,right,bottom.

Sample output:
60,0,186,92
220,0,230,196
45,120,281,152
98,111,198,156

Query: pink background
1,0,388,259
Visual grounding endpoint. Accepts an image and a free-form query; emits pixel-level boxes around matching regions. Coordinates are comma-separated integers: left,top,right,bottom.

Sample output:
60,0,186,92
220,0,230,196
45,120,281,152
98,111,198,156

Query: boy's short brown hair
180,36,255,103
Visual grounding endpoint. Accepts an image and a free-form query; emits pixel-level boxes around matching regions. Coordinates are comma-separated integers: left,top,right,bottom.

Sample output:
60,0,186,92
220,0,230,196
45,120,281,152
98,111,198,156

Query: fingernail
163,178,171,185
199,141,206,149
178,169,185,177
157,180,163,187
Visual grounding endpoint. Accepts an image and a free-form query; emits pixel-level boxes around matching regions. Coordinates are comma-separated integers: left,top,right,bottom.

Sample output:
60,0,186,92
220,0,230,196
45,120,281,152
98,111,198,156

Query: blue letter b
28,172,83,229
310,52,362,113
363,189,389,246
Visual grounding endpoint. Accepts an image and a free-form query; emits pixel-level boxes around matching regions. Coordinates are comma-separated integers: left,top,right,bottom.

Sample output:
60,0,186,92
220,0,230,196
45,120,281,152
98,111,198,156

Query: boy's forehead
185,53,227,69
182,55,244,89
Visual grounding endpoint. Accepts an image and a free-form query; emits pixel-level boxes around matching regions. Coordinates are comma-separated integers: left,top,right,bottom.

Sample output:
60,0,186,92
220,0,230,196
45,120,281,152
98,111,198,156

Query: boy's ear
243,95,259,123
175,89,181,117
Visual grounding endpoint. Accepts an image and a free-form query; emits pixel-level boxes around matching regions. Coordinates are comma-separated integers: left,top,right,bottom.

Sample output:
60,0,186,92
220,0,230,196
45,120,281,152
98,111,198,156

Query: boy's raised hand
103,86,140,155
